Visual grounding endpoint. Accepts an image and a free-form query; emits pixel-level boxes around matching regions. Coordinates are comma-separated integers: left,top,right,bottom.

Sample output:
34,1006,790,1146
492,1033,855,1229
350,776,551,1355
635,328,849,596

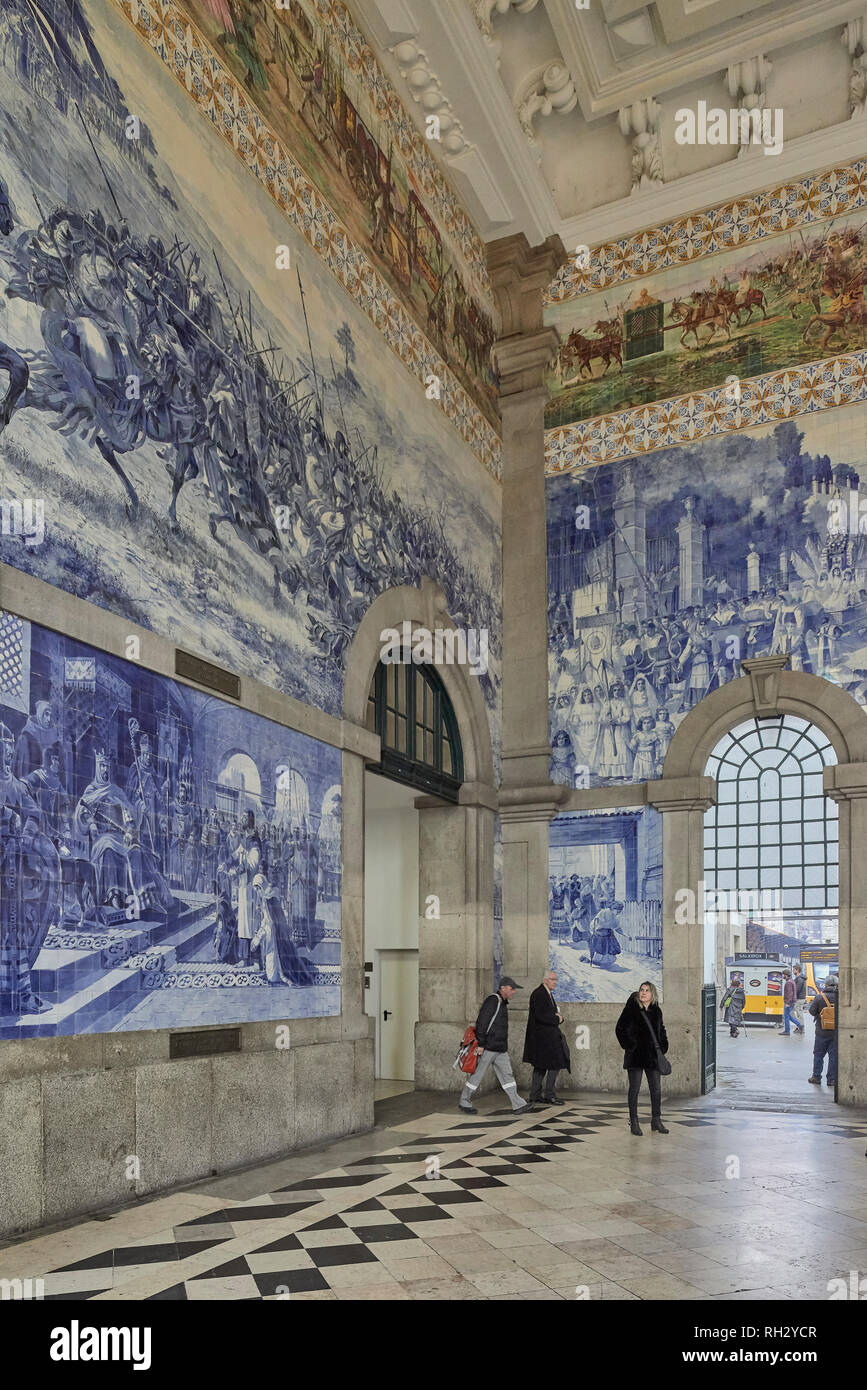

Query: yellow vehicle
800,948,839,1009
724,957,784,1023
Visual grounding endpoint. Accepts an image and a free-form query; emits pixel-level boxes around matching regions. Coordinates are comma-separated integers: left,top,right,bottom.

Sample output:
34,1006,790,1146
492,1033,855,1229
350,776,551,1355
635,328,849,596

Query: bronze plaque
175,648,240,700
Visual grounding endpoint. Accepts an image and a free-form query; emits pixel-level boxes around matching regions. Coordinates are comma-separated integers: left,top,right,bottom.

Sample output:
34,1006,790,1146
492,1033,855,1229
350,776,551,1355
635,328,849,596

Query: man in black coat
523,970,571,1104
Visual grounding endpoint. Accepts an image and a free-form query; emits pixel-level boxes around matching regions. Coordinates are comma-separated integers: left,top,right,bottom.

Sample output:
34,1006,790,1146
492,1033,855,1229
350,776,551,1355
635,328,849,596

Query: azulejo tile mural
117,0,501,459
0,0,501,742
0,614,342,1038
546,408,867,789
549,808,662,1004
544,165,867,464
545,351,867,473
546,160,867,305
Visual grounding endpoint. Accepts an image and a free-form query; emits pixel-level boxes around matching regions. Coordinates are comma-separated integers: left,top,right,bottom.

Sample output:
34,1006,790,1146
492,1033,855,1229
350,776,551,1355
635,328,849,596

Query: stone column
414,789,496,1090
487,232,568,1073
824,762,867,1108
646,775,717,1096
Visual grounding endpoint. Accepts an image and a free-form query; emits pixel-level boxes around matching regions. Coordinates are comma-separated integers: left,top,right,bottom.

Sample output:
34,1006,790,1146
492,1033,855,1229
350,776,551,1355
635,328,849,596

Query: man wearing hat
459,976,532,1115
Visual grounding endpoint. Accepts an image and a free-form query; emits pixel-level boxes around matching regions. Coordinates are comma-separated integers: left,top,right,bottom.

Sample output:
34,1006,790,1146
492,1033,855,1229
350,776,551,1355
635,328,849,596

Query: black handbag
639,1006,672,1076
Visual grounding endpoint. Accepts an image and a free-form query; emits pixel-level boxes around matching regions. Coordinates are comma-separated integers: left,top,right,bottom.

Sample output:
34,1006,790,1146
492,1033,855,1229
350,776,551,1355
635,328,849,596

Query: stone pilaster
646,775,717,1096
487,233,567,1077
824,763,867,1108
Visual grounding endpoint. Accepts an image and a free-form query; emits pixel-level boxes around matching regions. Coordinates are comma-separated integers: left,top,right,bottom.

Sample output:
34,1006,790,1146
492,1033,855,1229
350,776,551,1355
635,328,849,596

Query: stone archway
342,578,497,1089
648,656,867,1106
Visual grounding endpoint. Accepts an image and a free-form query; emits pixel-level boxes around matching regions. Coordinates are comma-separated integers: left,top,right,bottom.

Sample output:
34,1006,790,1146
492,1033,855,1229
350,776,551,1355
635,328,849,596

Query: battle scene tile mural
0,614,341,1038
0,0,501,752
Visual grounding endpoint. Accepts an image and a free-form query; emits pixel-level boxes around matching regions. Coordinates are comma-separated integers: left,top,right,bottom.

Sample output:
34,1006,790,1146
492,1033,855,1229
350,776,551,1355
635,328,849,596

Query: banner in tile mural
0,614,341,1038
544,206,867,431
547,409,867,788
0,0,501,733
549,808,662,1004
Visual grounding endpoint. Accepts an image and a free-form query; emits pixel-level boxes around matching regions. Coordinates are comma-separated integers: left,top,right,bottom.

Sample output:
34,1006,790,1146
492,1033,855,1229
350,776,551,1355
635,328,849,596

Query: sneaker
807,1076,821,1084
512,1102,533,1115
826,1078,835,1086
458,1103,477,1114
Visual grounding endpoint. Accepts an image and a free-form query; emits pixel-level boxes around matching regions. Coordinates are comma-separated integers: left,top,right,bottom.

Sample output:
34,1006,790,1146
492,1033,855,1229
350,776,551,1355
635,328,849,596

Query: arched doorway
648,656,867,1107
703,714,840,1103
342,580,496,1094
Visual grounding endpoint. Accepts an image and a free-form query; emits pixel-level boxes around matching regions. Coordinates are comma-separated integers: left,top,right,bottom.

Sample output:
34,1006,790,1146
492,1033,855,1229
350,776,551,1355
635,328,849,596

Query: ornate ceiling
353,0,867,250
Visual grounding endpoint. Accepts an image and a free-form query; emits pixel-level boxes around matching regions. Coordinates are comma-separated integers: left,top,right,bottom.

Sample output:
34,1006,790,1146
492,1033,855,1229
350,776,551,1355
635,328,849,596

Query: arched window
366,659,463,802
704,716,838,912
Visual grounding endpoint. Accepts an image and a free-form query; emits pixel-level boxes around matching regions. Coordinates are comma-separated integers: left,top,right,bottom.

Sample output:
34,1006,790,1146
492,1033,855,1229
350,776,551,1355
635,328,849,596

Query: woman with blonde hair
615,980,670,1135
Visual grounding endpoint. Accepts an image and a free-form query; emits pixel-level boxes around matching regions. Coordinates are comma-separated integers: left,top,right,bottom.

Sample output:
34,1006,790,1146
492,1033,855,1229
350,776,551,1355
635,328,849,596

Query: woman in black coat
523,971,571,1103
615,981,669,1136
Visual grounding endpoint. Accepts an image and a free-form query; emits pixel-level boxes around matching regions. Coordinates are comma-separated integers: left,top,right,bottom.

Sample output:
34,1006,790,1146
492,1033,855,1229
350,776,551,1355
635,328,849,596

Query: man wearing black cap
459,976,532,1115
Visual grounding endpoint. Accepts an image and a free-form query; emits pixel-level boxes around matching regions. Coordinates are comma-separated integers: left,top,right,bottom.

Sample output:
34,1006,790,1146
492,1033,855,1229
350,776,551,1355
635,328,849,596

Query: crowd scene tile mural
549,807,662,1004
547,409,867,788
0,613,341,1038
0,0,501,746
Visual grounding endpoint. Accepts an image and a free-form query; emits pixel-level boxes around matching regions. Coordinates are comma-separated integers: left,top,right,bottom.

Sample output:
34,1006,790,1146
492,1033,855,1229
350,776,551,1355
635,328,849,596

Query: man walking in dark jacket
808,974,838,1087
524,970,571,1104
459,976,532,1115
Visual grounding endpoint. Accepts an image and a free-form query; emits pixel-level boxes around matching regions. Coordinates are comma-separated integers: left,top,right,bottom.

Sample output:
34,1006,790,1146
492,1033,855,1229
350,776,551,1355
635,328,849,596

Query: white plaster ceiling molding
390,37,471,154
617,97,664,192
471,0,542,46
726,54,773,157
516,61,579,148
842,12,867,117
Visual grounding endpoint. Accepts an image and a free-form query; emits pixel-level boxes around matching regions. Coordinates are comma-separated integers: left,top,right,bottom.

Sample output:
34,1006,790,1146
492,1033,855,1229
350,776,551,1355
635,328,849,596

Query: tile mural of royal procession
544,205,867,431
0,0,501,743
0,613,342,1038
549,808,662,1004
547,407,867,789
174,0,498,428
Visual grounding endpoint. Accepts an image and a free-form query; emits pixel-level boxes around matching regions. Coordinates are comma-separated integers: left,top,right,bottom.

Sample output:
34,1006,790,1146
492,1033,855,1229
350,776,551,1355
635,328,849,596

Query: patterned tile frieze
546,162,867,306
307,0,492,306
545,350,867,475
113,0,502,480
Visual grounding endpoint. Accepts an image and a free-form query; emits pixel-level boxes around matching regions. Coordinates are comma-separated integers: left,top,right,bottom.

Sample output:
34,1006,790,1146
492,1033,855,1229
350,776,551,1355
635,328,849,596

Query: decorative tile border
113,0,503,480
546,161,867,306
544,351,867,475
308,0,492,308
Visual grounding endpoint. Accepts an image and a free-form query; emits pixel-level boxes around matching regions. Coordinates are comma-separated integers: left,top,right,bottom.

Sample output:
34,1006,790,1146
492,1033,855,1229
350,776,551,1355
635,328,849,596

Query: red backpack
453,1025,481,1074
453,995,501,1074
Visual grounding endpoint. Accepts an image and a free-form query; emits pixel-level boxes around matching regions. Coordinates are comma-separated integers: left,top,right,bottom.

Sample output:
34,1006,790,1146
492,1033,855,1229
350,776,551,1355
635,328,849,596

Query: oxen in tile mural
547,412,867,788
549,808,662,1004
0,613,341,1037
0,0,500,734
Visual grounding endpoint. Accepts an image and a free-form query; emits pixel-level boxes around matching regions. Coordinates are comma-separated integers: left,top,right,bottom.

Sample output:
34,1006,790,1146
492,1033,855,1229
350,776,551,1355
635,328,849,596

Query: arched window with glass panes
703,716,838,912
366,659,463,802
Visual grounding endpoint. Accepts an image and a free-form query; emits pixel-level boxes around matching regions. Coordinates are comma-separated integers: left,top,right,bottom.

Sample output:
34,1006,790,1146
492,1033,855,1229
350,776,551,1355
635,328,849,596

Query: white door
379,949,418,1080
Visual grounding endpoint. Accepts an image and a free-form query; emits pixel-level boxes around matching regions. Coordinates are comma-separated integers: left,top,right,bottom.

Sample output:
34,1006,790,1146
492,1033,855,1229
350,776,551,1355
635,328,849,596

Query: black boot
629,1116,643,1135
651,1117,669,1134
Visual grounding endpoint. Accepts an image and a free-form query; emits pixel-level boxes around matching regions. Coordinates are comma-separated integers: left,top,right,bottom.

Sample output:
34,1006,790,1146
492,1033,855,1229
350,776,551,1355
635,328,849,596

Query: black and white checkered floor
4,1089,867,1301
